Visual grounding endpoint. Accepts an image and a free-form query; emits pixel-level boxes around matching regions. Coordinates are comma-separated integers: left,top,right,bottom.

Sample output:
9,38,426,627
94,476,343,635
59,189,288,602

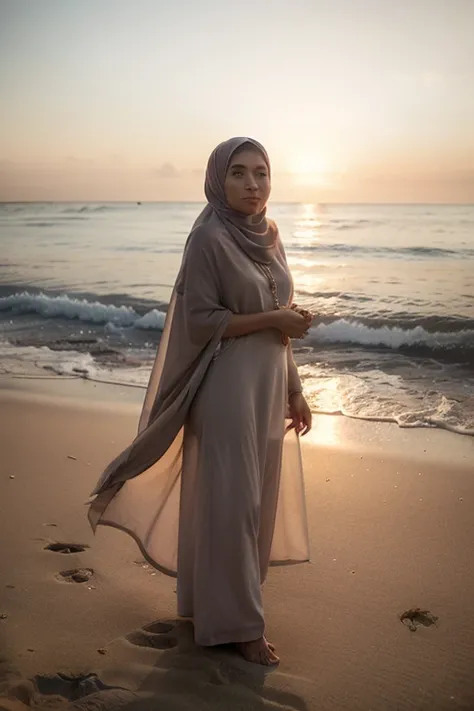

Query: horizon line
1,200,474,207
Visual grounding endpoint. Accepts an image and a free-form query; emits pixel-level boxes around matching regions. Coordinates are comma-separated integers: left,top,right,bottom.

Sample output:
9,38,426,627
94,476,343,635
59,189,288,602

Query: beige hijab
194,136,277,264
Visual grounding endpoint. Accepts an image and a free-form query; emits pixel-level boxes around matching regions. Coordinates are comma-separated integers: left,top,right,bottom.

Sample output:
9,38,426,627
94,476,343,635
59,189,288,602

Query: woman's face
224,148,271,216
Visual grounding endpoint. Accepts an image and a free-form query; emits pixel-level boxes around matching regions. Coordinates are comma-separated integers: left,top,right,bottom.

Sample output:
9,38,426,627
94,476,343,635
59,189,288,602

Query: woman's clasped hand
271,304,313,342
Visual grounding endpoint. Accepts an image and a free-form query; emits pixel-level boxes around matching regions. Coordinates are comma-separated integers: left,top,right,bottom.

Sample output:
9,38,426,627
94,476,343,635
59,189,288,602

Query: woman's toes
267,648,280,665
266,640,276,652
236,637,280,666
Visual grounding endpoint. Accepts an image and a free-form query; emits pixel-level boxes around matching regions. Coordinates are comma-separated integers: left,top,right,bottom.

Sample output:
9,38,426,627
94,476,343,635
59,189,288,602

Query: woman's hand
287,392,312,436
271,307,311,339
291,304,313,321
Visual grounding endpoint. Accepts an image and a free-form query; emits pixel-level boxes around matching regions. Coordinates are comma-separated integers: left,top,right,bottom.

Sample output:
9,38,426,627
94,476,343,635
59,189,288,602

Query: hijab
193,137,278,265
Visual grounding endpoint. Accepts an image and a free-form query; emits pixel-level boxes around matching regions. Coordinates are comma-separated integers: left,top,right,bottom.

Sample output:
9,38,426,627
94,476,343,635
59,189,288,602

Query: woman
88,137,312,666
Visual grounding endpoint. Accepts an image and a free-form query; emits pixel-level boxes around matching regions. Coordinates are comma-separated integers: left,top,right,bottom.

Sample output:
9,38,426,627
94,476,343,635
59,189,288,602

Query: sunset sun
290,155,331,186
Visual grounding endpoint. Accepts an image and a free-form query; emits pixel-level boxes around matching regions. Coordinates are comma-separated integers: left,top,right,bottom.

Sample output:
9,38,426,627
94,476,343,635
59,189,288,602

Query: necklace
255,262,291,346
255,262,280,309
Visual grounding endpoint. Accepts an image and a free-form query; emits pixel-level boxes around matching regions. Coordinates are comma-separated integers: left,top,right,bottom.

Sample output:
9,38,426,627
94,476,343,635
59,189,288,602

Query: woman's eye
232,171,243,178
257,172,267,178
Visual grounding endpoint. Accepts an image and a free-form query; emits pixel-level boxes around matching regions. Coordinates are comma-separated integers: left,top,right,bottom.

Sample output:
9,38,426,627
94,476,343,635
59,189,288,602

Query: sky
0,0,473,203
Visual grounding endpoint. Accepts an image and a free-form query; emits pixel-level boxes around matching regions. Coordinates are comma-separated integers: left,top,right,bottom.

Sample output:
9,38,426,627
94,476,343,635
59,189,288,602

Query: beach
1,372,473,711
2,0,474,706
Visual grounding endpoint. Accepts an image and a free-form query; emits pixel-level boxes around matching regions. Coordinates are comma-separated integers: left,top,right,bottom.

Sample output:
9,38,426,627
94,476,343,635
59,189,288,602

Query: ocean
1,201,473,437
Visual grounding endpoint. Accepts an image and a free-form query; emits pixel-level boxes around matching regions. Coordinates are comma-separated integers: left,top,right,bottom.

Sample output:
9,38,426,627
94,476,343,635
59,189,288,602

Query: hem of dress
90,521,310,579
93,518,178,578
196,624,265,648
269,558,310,566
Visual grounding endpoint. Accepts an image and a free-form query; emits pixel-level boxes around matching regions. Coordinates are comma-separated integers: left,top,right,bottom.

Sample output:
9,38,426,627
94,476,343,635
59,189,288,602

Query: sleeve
277,236,303,398
287,342,303,396
176,227,232,347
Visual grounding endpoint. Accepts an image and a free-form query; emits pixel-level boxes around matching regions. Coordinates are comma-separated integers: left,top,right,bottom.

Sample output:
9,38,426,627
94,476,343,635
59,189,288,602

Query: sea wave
23,218,88,226
298,305,474,334
306,318,474,352
1,291,473,361
289,243,474,258
61,204,113,214
0,291,166,330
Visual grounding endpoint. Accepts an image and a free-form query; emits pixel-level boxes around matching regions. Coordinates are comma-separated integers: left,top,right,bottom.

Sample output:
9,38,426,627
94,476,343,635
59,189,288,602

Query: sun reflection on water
292,203,322,243
289,204,328,296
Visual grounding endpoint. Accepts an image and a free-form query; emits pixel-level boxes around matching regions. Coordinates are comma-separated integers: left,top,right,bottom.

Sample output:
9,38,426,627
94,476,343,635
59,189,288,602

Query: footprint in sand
126,620,178,650
31,673,134,705
55,568,94,584
45,542,89,554
399,608,439,632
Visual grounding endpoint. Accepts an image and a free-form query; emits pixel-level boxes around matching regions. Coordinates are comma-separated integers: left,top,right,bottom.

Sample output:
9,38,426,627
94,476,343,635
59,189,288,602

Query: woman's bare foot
264,636,276,652
236,637,279,666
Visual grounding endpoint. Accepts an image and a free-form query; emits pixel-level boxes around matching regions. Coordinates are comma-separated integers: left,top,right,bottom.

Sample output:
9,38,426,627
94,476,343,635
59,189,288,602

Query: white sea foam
1,293,472,353
300,366,474,437
306,319,473,350
0,292,166,331
1,340,472,436
135,309,166,330
0,342,96,377
0,341,150,388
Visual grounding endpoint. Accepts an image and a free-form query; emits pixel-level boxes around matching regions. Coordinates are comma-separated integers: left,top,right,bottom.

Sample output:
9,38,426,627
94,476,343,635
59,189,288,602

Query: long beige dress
88,213,310,646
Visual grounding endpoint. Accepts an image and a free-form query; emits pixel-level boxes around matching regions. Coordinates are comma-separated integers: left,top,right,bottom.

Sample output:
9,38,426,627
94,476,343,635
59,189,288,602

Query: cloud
151,162,180,179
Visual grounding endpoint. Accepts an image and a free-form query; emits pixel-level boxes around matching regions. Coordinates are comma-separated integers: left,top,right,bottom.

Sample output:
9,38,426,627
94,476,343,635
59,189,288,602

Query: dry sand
1,374,474,710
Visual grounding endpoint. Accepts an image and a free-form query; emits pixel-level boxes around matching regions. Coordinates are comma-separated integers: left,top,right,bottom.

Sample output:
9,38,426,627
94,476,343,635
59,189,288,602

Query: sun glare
290,156,330,186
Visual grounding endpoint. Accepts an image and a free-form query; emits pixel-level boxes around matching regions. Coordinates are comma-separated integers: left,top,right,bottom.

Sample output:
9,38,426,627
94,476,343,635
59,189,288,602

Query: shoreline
2,366,473,456
1,375,474,710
